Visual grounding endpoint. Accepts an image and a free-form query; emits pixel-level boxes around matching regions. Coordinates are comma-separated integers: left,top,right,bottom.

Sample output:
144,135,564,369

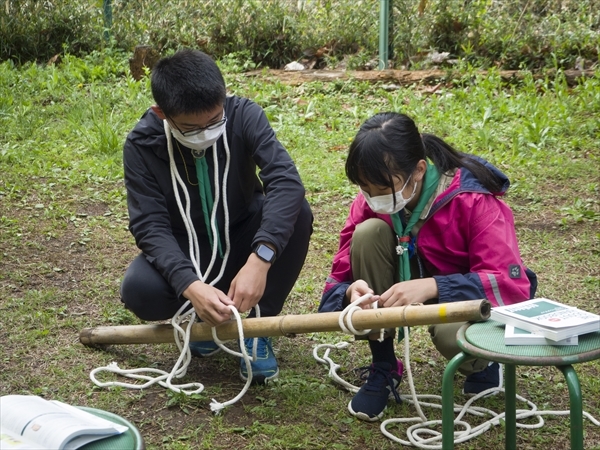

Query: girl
319,112,537,421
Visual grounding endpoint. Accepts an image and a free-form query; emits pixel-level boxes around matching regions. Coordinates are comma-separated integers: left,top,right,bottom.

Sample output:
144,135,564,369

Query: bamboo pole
80,300,490,346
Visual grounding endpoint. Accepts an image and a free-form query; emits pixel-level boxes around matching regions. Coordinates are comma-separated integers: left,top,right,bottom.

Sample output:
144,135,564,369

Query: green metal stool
78,407,145,450
441,320,600,450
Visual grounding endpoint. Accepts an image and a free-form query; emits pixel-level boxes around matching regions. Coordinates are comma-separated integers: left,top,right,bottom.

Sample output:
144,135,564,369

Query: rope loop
338,293,385,341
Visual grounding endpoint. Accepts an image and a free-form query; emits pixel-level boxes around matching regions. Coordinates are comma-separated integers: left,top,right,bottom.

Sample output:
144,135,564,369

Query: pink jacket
320,164,536,312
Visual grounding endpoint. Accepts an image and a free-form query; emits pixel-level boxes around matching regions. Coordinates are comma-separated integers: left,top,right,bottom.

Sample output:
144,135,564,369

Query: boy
121,49,313,385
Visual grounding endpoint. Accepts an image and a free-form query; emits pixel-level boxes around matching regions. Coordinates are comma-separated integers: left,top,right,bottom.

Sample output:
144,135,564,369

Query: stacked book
490,298,600,346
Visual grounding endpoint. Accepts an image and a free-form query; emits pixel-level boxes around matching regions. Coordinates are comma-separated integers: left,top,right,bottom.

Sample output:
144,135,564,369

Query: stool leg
442,352,470,450
504,364,517,450
558,365,584,450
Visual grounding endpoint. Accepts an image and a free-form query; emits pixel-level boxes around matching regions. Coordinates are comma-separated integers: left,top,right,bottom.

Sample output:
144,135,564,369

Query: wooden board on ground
244,68,595,87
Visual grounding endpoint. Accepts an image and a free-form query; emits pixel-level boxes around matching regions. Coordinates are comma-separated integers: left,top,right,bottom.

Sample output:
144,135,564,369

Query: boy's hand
227,253,270,313
183,281,234,327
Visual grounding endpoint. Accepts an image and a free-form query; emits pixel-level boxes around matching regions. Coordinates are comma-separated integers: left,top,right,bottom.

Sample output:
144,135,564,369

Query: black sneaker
348,360,404,421
463,362,502,396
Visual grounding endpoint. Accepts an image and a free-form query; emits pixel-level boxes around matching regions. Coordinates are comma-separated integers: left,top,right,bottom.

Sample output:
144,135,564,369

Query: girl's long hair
345,112,504,193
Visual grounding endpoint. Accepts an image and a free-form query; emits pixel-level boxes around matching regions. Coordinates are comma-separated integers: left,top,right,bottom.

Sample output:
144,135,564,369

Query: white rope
314,301,600,449
208,307,257,413
162,121,232,395
89,304,261,415
90,124,258,413
338,293,385,342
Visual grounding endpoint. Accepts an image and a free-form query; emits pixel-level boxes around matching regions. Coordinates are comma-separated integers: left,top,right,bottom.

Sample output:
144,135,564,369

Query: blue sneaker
239,337,279,385
348,360,404,421
189,340,221,357
463,362,503,395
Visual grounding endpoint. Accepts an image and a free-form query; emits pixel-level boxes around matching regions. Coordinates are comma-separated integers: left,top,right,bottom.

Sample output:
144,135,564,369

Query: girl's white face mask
361,175,417,215
170,121,226,152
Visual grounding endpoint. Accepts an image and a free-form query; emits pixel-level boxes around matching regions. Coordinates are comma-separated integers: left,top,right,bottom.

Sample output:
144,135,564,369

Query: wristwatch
253,243,276,264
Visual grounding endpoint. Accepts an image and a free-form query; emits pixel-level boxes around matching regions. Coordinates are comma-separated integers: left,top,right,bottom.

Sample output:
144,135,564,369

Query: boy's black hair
151,49,226,117
345,112,504,194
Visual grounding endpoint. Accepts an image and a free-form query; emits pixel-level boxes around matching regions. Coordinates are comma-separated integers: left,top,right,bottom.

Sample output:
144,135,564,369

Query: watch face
256,244,275,262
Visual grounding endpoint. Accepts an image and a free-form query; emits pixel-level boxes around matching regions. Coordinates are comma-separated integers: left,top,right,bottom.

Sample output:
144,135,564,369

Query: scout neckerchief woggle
390,161,440,340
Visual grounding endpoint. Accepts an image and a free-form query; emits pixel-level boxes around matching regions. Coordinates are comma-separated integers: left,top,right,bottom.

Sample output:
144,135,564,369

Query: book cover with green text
491,298,600,341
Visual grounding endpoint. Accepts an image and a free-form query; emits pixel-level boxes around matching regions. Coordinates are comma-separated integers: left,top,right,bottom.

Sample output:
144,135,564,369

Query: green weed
1,51,599,450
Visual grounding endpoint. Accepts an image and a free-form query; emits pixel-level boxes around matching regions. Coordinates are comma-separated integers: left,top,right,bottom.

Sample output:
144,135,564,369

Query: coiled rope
314,294,600,449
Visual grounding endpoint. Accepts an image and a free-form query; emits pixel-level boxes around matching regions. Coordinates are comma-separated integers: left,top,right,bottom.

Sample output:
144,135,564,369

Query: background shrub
0,1,103,64
1,0,598,70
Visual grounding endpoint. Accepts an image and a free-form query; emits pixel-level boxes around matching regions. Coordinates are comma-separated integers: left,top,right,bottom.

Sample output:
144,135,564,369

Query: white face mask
361,175,417,215
170,121,226,152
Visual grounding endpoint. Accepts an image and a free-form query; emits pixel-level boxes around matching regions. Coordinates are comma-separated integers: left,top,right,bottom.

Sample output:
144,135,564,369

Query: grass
1,52,599,449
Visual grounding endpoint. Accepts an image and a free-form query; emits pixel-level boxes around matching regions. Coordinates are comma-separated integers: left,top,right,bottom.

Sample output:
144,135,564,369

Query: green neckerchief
195,156,223,258
391,161,440,342
390,161,441,283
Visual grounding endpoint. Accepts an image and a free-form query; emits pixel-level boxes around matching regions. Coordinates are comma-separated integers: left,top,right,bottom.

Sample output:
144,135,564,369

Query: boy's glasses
168,115,227,137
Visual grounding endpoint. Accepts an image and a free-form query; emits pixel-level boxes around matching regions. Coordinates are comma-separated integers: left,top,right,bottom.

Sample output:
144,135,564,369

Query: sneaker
348,360,404,422
239,337,279,385
463,362,503,396
189,340,221,357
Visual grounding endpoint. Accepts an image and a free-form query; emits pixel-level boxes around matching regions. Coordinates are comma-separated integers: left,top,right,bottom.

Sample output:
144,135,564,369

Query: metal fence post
102,0,113,41
378,0,390,69
379,0,393,70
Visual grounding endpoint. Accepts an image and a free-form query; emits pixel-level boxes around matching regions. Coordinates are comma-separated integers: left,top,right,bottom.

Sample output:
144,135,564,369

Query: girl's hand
345,280,378,309
378,278,438,308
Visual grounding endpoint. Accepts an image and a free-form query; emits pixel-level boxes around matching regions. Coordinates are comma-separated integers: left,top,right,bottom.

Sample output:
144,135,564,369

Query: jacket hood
462,156,510,195
428,157,510,218
126,108,169,160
